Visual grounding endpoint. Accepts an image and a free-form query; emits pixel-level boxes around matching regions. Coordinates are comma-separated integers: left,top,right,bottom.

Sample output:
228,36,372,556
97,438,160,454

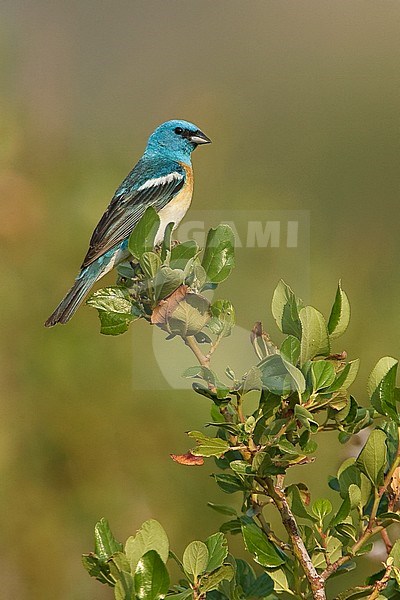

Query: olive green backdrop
1,2,400,598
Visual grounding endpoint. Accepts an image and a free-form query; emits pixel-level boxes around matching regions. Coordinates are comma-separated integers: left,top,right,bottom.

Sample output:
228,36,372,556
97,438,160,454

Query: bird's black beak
189,129,212,145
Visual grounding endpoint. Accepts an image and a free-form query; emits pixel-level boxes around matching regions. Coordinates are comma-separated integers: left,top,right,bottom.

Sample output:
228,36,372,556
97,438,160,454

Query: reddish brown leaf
170,452,204,466
151,285,188,327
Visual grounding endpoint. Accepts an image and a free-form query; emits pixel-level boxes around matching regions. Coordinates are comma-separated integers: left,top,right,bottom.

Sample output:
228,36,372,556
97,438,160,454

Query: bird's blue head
144,119,211,165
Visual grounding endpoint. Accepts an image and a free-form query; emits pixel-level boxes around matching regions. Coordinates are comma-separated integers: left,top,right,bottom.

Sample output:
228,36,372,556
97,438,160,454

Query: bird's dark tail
45,272,97,327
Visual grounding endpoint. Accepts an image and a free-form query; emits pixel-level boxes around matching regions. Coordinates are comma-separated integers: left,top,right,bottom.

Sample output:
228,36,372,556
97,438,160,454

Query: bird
45,119,211,327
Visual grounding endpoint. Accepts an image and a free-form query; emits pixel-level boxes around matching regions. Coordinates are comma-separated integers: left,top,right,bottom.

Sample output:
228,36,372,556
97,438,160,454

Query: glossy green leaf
205,532,228,573
188,431,230,458
328,281,351,340
182,541,209,578
170,240,199,269
311,361,336,391
280,335,301,365
128,207,161,259
200,564,234,593
207,503,237,517
87,287,140,335
125,519,169,573
140,252,161,278
201,225,235,283
241,522,286,567
367,357,398,420
134,550,170,600
94,518,123,561
271,280,303,338
356,429,387,487
299,306,330,365
312,498,333,521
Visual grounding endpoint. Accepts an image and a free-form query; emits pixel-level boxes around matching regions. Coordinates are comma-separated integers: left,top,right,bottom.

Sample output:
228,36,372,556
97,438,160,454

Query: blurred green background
1,1,400,598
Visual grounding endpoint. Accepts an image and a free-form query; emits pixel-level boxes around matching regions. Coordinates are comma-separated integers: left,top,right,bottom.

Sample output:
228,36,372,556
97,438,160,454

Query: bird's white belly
155,164,193,244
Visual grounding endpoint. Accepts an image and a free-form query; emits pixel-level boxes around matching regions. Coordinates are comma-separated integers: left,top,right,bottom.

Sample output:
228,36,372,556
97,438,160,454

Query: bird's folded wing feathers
80,162,185,269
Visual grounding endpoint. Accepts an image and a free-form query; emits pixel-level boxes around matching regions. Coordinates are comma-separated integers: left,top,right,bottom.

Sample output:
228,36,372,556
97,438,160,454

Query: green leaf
356,429,387,487
183,541,209,578
348,484,362,509
94,518,123,561
201,225,235,284
125,520,169,573
140,252,162,278
108,552,132,581
170,240,199,269
114,571,136,600
258,354,304,396
87,287,140,335
328,360,360,392
242,367,263,393
287,485,317,522
82,553,115,586
280,335,300,365
207,300,235,338
200,564,234,593
337,458,361,499
207,503,237,517
267,567,294,593
330,496,351,527
188,431,230,458
160,221,174,262
247,573,274,597
282,357,306,395
241,522,286,567
312,498,333,521
213,473,249,494
367,357,399,420
294,405,319,433
134,550,170,600
153,267,184,302
311,361,336,391
328,281,351,340
299,306,330,365
128,206,160,259
390,539,400,568
205,533,228,573
271,280,303,338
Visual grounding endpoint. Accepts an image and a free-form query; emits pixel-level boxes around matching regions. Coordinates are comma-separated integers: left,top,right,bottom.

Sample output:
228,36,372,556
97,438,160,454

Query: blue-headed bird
45,119,211,327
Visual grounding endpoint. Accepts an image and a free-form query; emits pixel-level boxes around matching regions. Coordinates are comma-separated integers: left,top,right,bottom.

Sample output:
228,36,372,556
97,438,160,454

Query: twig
380,529,393,554
367,560,394,600
185,335,210,368
257,477,326,600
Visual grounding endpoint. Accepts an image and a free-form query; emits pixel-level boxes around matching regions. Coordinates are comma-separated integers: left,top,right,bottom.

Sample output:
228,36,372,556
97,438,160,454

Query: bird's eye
174,127,183,135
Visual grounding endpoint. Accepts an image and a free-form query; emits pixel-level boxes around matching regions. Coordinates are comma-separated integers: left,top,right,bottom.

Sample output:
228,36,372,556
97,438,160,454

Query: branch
258,477,326,600
184,335,210,368
367,560,394,600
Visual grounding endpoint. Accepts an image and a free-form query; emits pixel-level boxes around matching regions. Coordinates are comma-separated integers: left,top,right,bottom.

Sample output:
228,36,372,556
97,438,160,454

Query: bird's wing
80,159,186,269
